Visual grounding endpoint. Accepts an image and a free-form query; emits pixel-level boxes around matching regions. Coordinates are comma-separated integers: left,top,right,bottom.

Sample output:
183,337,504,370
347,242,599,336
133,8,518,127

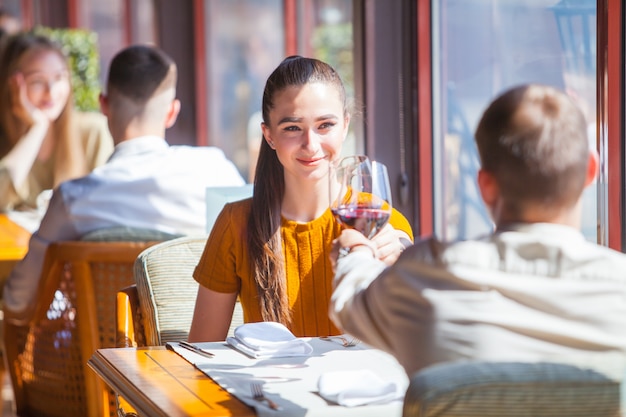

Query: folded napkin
226,322,313,359
318,370,400,407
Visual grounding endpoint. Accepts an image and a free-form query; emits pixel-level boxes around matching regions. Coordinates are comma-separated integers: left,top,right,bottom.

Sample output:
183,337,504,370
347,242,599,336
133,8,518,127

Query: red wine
332,206,391,238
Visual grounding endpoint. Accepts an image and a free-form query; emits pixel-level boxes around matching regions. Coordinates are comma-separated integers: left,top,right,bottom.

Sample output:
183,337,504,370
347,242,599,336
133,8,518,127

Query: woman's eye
27,78,45,86
319,122,336,130
284,125,300,132
55,73,69,82
26,79,46,89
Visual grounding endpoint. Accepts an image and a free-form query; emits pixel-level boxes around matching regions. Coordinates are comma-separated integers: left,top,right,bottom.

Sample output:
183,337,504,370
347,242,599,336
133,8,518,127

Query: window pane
80,0,126,86
204,0,284,182
129,1,157,45
432,0,597,241
300,0,357,157
0,1,22,23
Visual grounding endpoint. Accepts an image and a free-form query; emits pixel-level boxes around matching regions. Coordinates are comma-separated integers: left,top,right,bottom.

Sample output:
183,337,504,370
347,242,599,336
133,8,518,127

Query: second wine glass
330,155,392,238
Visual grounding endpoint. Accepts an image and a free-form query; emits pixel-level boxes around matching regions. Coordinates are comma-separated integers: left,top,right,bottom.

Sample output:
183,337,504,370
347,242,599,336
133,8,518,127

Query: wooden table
0,214,30,285
88,347,256,417
0,213,31,413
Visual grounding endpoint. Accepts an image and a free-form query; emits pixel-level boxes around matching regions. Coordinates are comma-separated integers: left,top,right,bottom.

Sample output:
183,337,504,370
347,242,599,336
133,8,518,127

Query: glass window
204,0,284,182
128,1,157,45
79,0,126,86
299,0,357,158
0,0,22,23
203,0,356,182
432,0,597,241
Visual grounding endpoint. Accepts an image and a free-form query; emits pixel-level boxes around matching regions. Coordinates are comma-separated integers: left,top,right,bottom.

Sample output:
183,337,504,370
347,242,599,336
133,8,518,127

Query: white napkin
318,370,400,407
226,322,313,359
7,209,43,233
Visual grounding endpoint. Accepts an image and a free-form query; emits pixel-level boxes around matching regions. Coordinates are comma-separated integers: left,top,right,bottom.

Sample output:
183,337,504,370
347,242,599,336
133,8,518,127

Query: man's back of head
474,84,593,223
102,44,179,141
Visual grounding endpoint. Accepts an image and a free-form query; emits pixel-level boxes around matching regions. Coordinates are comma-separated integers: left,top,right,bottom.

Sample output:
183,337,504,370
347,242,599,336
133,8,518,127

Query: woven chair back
4,240,160,417
117,236,244,348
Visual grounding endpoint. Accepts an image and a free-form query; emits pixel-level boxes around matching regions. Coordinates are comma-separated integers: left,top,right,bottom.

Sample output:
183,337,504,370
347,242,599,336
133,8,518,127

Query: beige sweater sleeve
0,166,20,211
0,112,112,211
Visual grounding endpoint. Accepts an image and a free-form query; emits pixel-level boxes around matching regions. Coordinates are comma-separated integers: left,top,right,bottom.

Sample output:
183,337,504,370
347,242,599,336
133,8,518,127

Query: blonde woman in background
0,32,113,211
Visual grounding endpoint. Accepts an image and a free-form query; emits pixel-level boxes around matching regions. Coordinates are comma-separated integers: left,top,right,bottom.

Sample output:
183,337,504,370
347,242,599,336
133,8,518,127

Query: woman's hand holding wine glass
330,156,405,266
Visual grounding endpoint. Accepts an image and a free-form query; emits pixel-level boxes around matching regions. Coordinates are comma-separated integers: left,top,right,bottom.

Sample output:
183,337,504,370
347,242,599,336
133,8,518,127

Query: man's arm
329,227,410,353
3,186,79,324
329,247,394,346
330,236,437,375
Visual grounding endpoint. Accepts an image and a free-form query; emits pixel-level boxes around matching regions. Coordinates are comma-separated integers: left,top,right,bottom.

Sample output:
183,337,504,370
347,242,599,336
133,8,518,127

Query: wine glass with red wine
330,155,392,238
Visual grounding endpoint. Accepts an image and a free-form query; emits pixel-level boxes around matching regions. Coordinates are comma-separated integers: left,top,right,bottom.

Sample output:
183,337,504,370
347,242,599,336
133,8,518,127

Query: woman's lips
297,156,326,165
38,102,57,109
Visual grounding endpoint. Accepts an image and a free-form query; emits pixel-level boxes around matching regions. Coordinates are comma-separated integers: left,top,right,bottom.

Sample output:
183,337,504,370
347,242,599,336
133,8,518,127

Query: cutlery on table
251,382,280,410
177,341,215,358
319,336,361,347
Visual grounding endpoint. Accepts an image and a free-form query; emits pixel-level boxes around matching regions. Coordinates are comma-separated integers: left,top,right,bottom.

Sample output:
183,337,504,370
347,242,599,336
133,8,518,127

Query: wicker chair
3,240,161,417
116,236,243,348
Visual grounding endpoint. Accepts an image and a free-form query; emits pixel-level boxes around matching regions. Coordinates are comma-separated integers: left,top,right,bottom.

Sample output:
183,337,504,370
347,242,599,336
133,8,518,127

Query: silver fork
320,335,361,347
343,336,361,347
251,382,280,410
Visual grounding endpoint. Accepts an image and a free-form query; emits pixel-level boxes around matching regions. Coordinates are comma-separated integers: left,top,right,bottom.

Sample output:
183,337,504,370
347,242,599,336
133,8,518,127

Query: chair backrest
402,361,622,417
3,240,160,417
81,226,182,242
133,236,205,346
123,235,244,347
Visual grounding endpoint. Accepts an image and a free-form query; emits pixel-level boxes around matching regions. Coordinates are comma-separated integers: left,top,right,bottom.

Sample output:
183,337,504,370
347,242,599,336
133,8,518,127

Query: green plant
32,26,101,112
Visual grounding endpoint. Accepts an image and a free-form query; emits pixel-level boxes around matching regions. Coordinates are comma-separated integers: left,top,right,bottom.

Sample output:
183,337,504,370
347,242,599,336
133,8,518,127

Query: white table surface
167,337,409,417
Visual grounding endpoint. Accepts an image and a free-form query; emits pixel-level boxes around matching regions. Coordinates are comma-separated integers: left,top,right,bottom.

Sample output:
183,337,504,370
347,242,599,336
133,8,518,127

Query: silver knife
178,341,215,358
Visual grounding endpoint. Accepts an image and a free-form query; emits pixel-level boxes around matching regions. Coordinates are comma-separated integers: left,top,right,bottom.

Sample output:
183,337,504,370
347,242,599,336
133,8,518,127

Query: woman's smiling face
261,82,349,184
17,49,71,122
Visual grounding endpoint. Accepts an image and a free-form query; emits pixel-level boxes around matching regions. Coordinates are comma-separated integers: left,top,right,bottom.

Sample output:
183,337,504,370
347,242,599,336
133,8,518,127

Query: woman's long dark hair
247,56,347,324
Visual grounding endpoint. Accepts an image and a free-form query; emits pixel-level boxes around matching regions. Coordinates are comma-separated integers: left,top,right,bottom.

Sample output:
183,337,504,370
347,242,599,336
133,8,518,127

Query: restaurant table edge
0,213,30,261
0,213,31,295
87,346,256,417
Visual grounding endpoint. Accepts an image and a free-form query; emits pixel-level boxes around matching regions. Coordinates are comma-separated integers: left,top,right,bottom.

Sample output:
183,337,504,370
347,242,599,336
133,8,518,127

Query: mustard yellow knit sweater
194,198,413,337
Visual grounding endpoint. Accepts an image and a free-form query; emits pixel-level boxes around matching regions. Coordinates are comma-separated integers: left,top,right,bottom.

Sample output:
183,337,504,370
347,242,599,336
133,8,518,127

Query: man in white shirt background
329,84,626,380
4,44,245,324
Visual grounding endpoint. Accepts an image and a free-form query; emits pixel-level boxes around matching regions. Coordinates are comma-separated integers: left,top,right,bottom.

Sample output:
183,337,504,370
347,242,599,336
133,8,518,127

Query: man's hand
330,229,375,270
331,225,412,271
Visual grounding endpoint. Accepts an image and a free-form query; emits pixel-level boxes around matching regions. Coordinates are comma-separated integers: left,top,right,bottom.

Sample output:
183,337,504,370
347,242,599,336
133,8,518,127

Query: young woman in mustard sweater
189,56,413,341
